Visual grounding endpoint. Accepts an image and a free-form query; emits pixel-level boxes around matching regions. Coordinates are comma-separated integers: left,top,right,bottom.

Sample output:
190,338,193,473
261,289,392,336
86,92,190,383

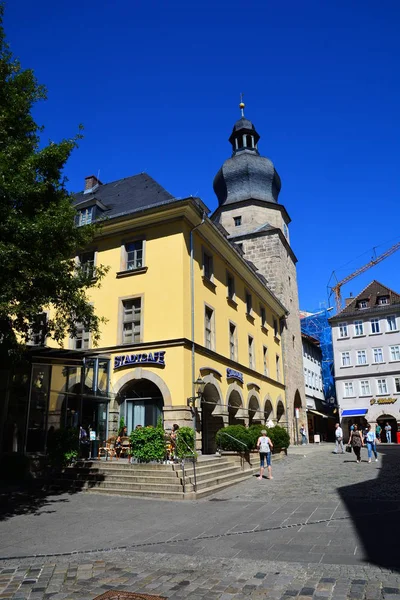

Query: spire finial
239,92,245,117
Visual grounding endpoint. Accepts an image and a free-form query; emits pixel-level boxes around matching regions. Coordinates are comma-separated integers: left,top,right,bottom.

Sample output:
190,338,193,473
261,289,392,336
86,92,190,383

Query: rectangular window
126,240,143,270
205,306,214,350
276,355,281,381
307,369,311,387
371,318,380,334
203,251,213,280
229,322,237,361
356,349,367,365
390,345,400,361
73,323,90,350
378,296,389,305
395,377,400,393
28,312,47,346
373,348,384,363
248,336,254,369
354,320,364,336
358,299,368,309
377,379,388,395
360,380,371,395
339,323,348,338
319,375,322,391
260,306,266,328
79,251,95,278
341,351,351,366
227,272,235,300
387,315,397,331
122,298,142,344
233,216,242,226
273,318,278,337
78,206,94,226
304,367,308,386
263,346,268,376
246,292,252,315
344,382,354,397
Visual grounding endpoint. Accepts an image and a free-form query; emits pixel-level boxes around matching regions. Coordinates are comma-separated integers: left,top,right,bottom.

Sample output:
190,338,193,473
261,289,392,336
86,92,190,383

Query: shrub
268,425,290,450
176,427,196,460
118,416,126,435
47,427,79,468
130,424,165,463
215,425,253,451
248,424,266,449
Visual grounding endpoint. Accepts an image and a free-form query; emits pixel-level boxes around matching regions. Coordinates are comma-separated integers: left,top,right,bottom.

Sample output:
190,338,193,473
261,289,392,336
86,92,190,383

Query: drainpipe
190,214,206,432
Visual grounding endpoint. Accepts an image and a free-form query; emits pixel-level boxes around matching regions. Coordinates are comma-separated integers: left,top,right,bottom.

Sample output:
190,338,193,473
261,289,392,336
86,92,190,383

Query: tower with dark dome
211,102,306,442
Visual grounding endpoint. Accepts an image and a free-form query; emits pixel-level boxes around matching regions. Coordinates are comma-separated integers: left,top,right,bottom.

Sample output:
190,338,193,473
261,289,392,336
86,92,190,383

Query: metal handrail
219,431,248,448
176,433,197,493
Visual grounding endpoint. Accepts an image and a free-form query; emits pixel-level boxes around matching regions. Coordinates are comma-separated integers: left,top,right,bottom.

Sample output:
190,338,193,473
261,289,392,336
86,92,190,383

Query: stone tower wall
241,232,307,442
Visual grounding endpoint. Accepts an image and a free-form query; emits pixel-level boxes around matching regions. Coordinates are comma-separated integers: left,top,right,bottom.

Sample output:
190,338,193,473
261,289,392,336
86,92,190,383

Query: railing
177,434,197,493
218,431,249,471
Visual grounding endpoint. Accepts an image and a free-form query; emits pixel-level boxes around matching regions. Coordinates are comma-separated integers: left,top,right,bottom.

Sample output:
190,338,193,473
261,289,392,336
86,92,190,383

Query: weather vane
239,92,245,117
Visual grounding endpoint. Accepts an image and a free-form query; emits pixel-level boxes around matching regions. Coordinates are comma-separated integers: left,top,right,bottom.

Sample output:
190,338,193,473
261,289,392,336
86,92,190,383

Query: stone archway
264,396,274,424
201,382,224,454
248,393,262,426
227,384,245,426
277,398,285,423
376,414,397,444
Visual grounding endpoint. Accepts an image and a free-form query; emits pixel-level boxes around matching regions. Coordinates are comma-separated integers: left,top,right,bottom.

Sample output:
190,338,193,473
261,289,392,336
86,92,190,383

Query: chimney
345,292,353,306
84,175,102,193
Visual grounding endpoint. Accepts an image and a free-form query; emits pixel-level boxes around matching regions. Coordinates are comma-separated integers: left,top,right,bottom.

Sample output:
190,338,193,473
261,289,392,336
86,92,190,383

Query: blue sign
114,351,165,370
226,368,243,383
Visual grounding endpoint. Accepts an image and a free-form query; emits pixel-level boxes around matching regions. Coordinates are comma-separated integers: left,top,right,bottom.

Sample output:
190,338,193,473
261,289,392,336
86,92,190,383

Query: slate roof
73,173,175,220
329,280,400,321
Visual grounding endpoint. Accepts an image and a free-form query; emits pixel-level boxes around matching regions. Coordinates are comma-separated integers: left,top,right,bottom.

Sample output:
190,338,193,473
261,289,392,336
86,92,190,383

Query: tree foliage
0,5,107,362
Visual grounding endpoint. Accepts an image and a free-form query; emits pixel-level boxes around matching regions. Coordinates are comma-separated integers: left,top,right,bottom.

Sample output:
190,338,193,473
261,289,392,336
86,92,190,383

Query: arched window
237,136,243,149
246,135,253,148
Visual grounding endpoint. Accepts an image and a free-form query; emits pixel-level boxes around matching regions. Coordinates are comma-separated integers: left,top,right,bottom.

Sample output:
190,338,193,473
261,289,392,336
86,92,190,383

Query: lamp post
188,376,206,408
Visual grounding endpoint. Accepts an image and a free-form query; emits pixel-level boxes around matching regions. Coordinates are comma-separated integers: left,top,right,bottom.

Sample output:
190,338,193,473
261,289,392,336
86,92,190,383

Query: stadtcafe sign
114,351,166,370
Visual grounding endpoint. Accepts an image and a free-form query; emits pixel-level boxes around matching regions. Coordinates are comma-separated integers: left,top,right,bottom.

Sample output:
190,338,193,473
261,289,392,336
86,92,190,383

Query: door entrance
120,379,164,434
377,416,397,443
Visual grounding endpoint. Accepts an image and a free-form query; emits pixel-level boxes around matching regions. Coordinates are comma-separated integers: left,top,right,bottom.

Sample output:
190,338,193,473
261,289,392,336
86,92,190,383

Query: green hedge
176,427,196,459
130,424,165,462
215,425,253,451
216,424,290,452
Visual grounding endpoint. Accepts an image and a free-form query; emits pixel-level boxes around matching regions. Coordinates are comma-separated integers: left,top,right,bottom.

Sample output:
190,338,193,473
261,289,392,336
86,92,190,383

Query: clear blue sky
5,0,400,312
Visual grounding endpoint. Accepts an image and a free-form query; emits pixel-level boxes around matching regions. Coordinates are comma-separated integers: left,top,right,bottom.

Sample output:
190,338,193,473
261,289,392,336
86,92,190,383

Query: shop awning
307,409,329,419
341,409,368,417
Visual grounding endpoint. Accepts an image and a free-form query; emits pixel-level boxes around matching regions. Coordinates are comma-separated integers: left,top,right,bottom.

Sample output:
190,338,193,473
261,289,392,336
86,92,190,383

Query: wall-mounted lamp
188,376,206,407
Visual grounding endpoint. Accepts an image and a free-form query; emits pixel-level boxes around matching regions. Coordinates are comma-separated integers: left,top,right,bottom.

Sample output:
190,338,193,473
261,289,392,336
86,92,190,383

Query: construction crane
330,241,400,313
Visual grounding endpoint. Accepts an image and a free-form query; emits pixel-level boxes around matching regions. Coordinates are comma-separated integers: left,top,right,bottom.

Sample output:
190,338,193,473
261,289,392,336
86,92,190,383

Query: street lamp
188,377,206,407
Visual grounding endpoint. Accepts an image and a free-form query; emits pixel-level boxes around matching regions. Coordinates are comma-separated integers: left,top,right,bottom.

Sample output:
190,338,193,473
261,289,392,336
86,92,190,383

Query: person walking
365,425,378,463
334,423,344,454
375,423,382,443
348,424,364,463
299,423,308,445
256,429,274,480
385,422,392,443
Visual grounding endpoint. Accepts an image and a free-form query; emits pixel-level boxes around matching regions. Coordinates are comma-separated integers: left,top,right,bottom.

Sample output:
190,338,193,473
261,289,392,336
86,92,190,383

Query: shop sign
370,397,397,405
114,351,166,370
226,368,243,383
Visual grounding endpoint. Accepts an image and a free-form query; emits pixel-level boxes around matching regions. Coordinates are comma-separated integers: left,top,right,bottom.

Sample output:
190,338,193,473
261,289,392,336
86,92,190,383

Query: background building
211,110,306,441
329,280,400,442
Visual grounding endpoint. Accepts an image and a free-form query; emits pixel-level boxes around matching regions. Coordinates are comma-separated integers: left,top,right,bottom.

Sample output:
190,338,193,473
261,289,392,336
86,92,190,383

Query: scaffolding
300,309,336,403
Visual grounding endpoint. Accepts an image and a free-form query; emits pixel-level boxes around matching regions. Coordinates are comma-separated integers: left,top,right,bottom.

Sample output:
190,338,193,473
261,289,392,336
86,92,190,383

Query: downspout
190,214,206,427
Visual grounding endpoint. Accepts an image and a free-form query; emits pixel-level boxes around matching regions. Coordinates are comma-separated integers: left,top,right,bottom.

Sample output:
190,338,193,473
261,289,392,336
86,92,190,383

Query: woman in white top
366,425,378,463
256,430,274,480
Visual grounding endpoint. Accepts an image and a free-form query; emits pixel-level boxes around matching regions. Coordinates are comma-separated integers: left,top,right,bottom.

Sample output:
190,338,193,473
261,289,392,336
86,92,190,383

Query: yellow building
1,173,288,455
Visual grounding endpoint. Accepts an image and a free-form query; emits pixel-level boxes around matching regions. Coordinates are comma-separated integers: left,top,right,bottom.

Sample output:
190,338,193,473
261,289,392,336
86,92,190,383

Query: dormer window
378,296,389,305
78,206,94,226
234,216,242,227
357,299,368,309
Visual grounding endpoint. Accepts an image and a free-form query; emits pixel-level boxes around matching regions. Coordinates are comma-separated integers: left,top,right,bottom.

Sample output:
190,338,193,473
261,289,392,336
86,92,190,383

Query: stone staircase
56,454,258,500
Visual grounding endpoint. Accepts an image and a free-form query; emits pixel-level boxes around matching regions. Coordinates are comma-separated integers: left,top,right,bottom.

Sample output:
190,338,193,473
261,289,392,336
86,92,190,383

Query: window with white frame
260,306,267,328
248,336,254,369
395,377,400,393
378,296,389,305
233,216,242,227
263,346,268,376
205,306,214,350
229,322,237,361
360,380,371,396
338,323,348,338
341,351,351,366
387,315,397,331
273,317,278,337
227,272,235,300
28,312,48,346
390,345,400,361
78,206,94,226
73,322,90,350
357,299,368,309
356,349,367,365
203,251,213,281
122,298,142,344
319,375,323,391
354,320,364,336
246,292,252,315
373,348,384,363
79,251,95,278
377,379,388,394
304,367,307,386
307,369,311,387
344,382,354,397
125,240,144,270
371,318,380,334
276,354,281,381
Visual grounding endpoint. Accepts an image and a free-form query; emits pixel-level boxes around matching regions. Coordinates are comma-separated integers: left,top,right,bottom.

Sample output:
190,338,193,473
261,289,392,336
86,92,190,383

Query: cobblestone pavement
0,443,399,599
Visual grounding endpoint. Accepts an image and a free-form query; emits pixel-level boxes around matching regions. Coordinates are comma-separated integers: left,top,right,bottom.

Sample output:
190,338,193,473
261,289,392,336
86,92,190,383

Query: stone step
188,469,257,491
195,469,259,499
60,472,181,484
85,487,186,500
56,478,186,492
178,464,242,478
